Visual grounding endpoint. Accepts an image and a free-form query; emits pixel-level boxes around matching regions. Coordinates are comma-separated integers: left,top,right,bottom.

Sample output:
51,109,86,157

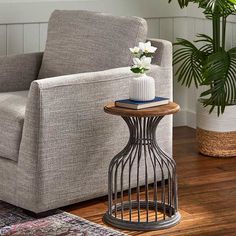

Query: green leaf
130,68,142,74
173,38,206,88
200,48,236,115
130,67,148,74
203,0,236,18
195,34,214,55
227,0,236,4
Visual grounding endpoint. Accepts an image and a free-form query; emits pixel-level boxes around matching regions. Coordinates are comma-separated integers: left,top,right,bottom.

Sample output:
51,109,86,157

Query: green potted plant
168,0,236,157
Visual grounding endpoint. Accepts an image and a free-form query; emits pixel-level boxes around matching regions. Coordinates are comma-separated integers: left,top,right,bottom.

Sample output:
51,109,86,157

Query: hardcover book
115,97,169,110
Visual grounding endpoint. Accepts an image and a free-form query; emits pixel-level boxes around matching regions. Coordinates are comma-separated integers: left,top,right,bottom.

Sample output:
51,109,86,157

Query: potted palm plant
168,0,236,157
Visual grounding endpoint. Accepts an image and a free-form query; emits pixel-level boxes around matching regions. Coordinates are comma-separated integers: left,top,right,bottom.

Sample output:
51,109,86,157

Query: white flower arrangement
130,41,157,74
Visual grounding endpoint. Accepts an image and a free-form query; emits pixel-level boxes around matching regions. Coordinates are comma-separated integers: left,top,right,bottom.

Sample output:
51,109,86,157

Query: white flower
130,41,157,74
132,56,152,70
139,41,157,54
129,46,140,54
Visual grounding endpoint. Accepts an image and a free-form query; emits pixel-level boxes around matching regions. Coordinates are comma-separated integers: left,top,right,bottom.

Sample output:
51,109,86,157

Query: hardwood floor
65,127,236,236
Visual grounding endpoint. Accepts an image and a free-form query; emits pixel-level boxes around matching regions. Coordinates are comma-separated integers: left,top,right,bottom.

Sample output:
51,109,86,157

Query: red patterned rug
0,201,126,236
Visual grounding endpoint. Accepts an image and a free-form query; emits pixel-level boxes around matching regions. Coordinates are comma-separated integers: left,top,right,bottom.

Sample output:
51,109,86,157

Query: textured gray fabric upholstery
38,10,147,79
0,53,43,92
0,10,173,213
148,38,173,68
0,91,28,161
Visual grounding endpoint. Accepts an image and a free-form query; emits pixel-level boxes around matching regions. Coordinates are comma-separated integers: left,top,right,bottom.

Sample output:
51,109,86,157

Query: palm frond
173,38,206,88
202,0,236,18
195,34,214,55
201,47,236,114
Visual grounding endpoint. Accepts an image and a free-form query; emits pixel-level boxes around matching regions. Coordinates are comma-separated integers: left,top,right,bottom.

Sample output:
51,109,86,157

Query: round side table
103,102,181,231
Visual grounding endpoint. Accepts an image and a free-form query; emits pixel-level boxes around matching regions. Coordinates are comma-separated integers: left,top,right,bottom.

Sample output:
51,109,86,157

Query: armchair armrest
17,65,173,212
0,52,43,92
148,38,172,68
22,65,172,166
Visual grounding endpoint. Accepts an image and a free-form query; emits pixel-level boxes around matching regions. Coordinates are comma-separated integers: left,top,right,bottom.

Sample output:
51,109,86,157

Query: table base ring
103,201,181,231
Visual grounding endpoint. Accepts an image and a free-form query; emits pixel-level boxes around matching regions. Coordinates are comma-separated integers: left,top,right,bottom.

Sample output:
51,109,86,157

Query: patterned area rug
0,201,126,236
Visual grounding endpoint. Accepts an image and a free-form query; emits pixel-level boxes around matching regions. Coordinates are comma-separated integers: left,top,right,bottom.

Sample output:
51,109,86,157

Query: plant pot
196,100,236,158
129,74,155,101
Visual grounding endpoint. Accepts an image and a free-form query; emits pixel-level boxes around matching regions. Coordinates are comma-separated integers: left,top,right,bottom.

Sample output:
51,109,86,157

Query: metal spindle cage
103,116,181,231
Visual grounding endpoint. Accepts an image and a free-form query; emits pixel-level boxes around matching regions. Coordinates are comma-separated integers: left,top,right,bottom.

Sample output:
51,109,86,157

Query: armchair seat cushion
0,91,28,161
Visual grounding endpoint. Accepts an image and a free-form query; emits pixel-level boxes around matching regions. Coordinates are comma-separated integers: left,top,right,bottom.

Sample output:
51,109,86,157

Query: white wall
0,0,235,127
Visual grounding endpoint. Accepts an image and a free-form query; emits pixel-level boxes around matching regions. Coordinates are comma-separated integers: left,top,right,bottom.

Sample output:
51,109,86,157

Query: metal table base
103,116,181,231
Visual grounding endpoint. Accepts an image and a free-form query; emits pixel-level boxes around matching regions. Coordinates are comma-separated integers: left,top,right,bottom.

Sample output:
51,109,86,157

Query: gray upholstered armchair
0,10,173,213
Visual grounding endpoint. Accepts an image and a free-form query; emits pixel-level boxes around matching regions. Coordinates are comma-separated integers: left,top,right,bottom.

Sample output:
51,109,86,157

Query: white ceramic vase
129,74,155,101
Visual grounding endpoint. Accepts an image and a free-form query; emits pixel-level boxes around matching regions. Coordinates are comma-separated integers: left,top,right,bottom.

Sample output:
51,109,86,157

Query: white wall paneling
7,24,23,55
0,25,6,56
160,18,173,42
39,23,48,52
0,0,235,127
172,18,188,127
233,24,236,46
146,18,160,39
226,23,233,50
24,23,40,53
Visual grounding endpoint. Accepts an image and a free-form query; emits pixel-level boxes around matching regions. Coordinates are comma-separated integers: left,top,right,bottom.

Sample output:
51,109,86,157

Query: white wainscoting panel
146,18,160,39
7,24,24,55
24,23,40,53
0,25,6,56
159,18,173,42
39,23,48,52
172,18,188,126
233,24,236,47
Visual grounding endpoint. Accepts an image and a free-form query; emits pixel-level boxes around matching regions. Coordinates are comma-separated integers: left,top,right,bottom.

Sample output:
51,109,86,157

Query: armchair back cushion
38,10,147,79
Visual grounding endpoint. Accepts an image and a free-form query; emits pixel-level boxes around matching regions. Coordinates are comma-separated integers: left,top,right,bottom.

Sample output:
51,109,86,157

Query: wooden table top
104,102,180,117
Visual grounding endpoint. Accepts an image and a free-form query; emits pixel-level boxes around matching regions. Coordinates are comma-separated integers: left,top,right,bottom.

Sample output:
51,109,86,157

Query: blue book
115,97,169,110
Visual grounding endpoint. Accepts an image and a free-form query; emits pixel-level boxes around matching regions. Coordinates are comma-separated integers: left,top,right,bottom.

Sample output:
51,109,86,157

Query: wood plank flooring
64,127,236,236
